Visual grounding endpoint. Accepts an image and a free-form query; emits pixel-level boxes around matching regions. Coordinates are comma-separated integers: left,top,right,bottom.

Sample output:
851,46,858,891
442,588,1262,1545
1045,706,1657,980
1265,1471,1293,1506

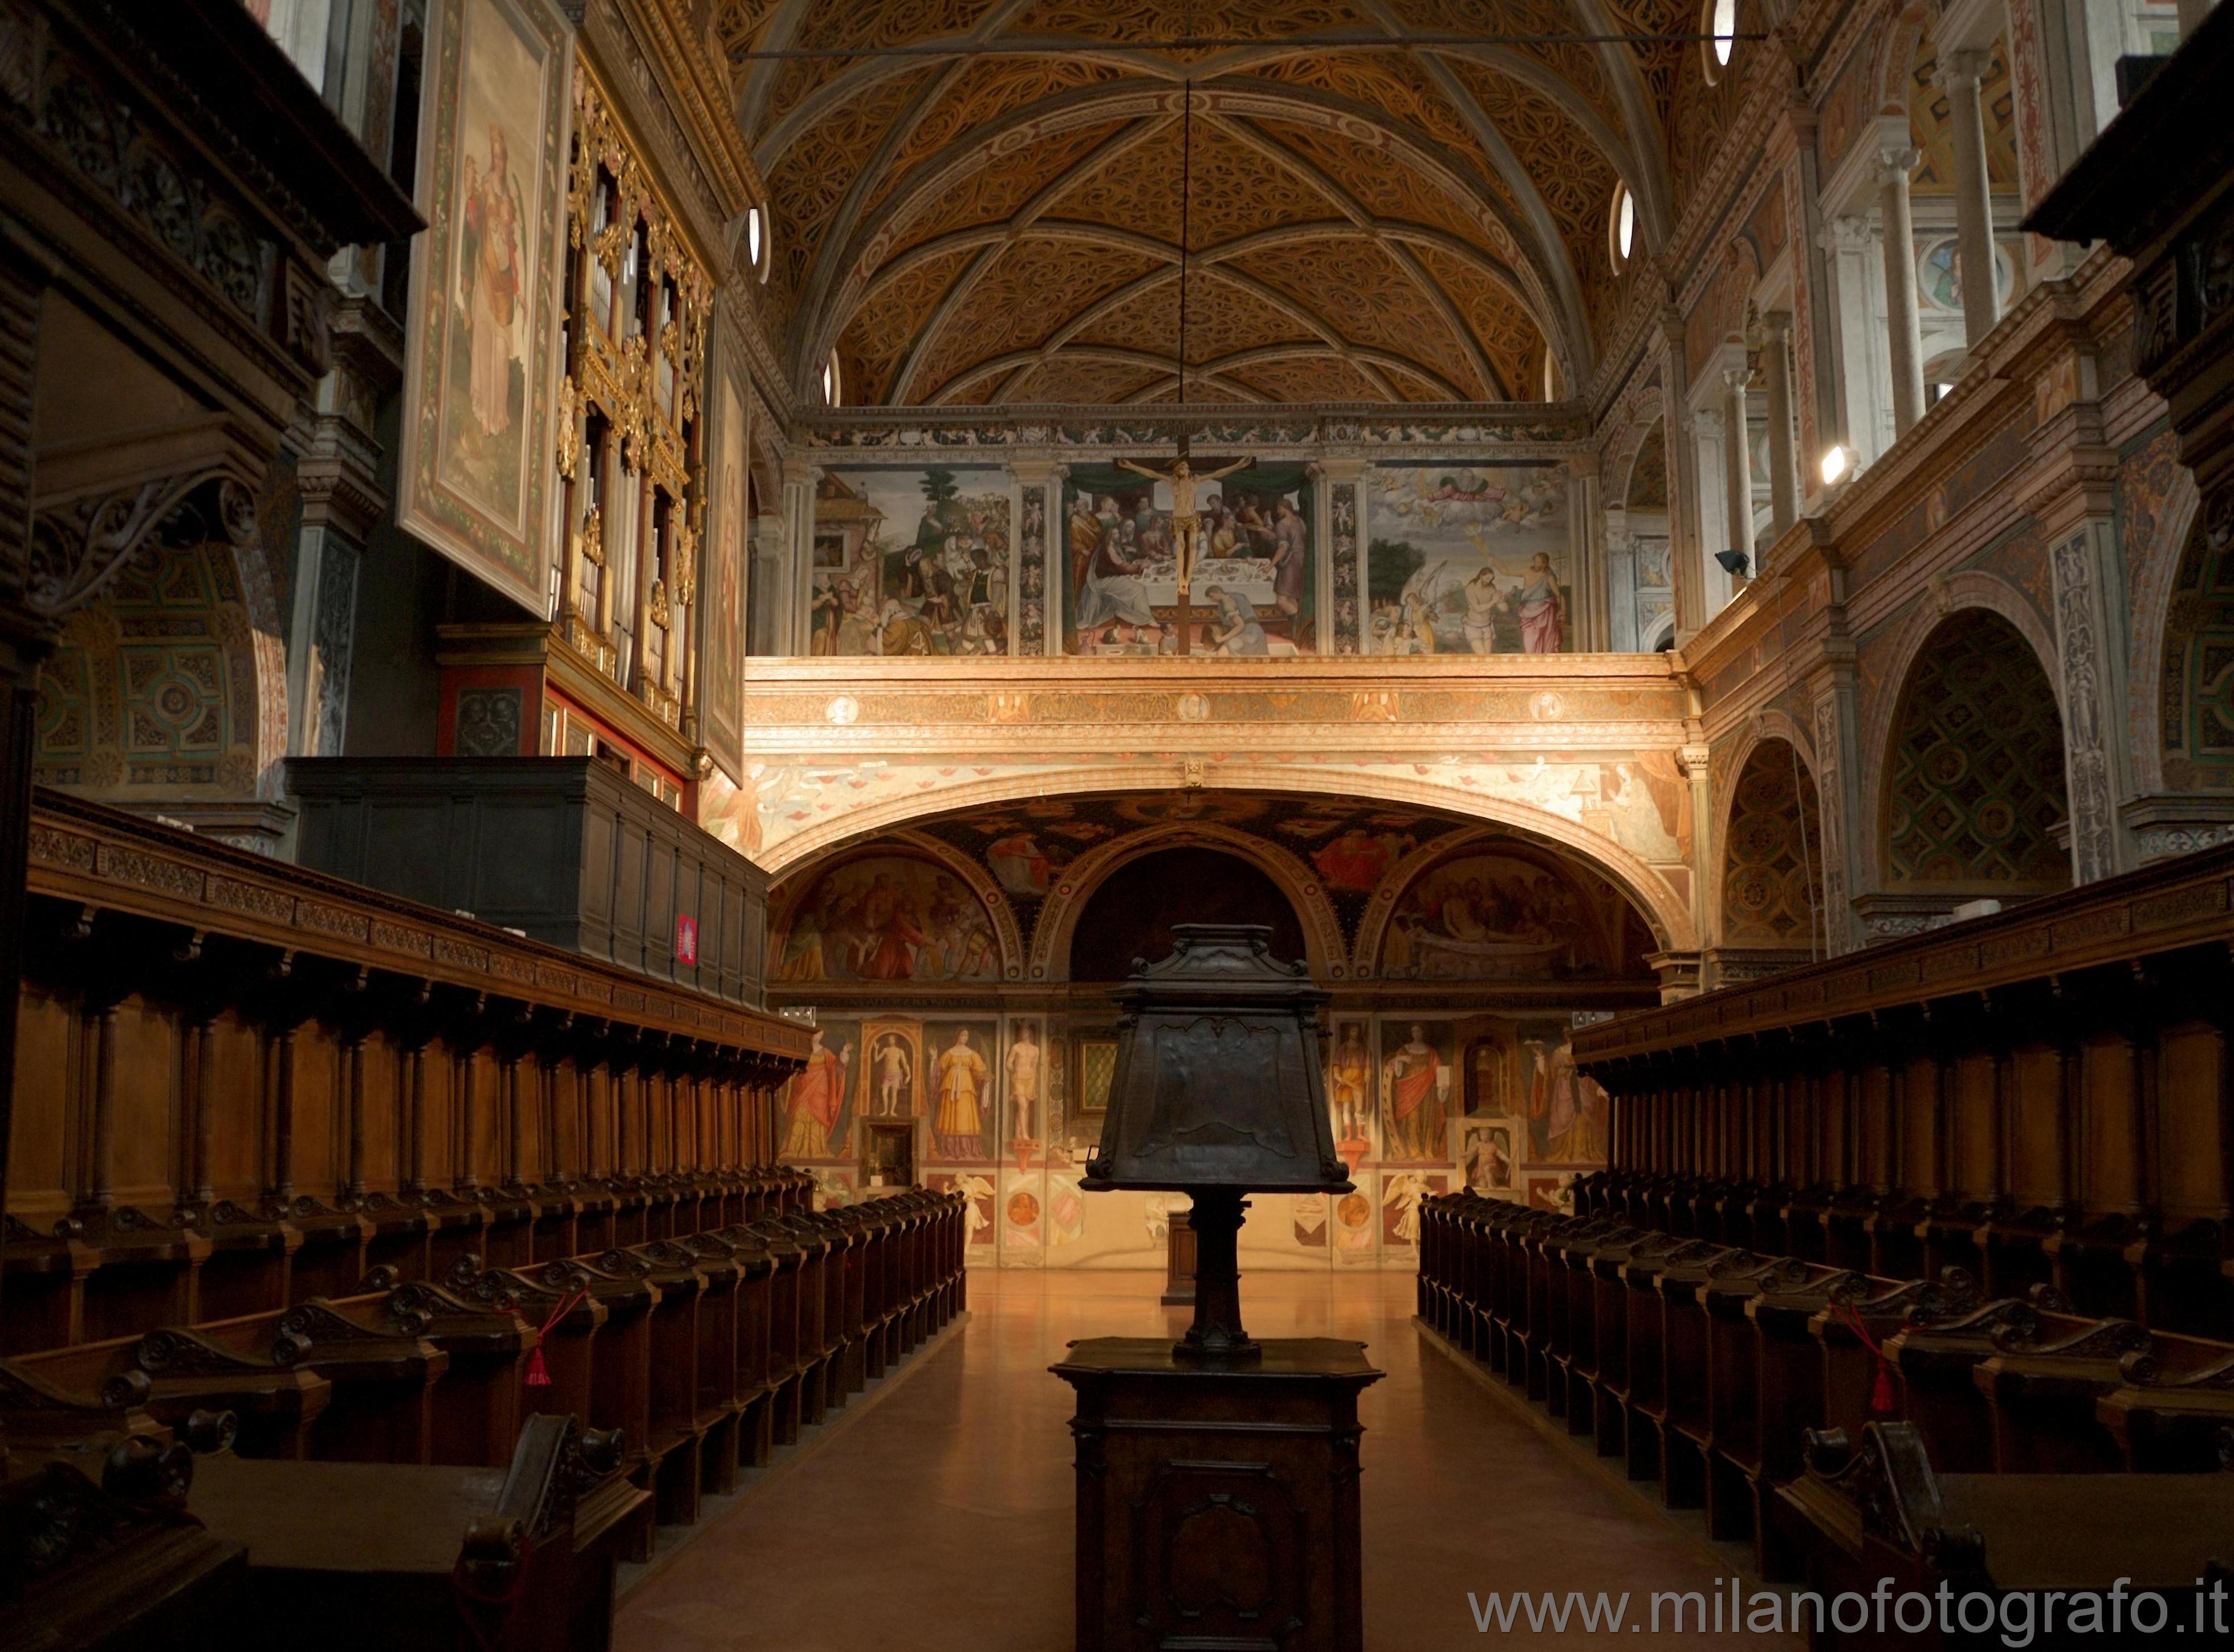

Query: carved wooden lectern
1055,926,1382,1652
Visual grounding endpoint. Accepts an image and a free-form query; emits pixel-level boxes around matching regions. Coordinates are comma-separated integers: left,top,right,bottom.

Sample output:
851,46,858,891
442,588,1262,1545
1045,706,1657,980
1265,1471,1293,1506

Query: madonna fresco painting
398,0,570,615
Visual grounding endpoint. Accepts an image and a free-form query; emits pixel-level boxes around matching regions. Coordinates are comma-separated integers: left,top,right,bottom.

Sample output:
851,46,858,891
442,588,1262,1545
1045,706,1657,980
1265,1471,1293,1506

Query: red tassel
1869,1356,1895,1415
522,1287,584,1392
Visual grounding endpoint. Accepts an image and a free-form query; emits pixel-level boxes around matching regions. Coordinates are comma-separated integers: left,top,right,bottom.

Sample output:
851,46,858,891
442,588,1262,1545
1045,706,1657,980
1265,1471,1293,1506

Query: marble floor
616,1269,1800,1650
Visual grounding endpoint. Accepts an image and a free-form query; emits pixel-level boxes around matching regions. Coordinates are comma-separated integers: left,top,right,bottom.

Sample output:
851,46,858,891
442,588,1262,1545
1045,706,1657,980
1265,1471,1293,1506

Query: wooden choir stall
0,793,967,1650
1059,926,1381,1652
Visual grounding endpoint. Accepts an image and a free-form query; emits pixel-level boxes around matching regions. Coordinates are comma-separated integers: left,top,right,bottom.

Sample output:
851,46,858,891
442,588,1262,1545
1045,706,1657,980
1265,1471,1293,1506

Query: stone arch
1875,3,1934,127
1351,826,1658,983
2126,460,2200,790
34,526,287,847
767,835,1023,986
1027,820,1346,983
751,764,1699,954
1714,721,1826,951
1614,414,1668,511
1857,570,2060,882
2129,473,2221,795
1876,607,2072,897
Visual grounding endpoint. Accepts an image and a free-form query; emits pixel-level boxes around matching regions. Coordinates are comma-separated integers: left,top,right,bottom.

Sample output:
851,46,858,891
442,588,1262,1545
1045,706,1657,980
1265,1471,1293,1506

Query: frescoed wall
807,466,1014,656
771,852,1004,984
1364,462,1572,654
765,788,1647,1268
1061,461,1315,656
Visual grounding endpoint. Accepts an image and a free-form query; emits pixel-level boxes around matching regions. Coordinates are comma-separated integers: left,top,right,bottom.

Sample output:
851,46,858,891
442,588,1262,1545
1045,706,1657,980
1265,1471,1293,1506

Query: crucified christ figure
1116,455,1255,596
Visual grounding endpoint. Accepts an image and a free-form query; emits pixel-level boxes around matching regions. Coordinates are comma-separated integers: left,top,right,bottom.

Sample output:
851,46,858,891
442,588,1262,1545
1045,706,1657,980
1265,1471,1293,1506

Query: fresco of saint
933,1028,991,1158
781,1028,852,1159
459,124,525,445
1380,1023,1448,1161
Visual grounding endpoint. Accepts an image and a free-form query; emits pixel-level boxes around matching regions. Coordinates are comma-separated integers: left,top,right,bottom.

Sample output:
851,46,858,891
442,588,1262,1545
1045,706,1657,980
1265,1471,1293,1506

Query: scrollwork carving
27,473,254,619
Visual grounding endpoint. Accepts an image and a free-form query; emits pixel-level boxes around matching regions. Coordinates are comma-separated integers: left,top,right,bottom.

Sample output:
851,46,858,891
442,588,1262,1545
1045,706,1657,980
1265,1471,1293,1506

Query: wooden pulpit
1060,926,1382,1652
1053,1337,1382,1652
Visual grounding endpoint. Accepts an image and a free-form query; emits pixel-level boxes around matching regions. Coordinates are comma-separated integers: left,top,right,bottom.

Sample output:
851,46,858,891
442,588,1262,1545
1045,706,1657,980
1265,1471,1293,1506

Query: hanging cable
1178,78,1191,417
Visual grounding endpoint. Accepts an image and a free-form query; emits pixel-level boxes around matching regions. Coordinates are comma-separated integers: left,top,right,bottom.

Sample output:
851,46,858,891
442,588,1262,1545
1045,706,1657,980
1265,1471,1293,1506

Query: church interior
2,0,2233,1647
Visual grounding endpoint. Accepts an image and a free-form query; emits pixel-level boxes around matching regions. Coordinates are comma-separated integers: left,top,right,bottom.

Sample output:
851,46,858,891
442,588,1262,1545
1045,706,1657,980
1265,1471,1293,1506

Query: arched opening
756,787,1665,1262
1068,846,1305,982
1882,609,2070,904
1612,417,1673,652
2158,515,2234,795
1719,737,1824,971
34,527,275,849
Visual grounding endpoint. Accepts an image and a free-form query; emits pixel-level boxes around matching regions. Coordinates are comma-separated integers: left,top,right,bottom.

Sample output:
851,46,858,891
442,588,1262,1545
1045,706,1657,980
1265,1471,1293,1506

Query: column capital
1935,47,1991,92
1875,147,1922,185
1816,215,1877,256
1761,308,1793,344
779,456,821,489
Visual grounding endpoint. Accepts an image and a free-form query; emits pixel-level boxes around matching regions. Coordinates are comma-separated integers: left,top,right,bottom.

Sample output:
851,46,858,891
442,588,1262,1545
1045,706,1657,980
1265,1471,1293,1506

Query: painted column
1566,450,1605,649
1722,366,1755,571
1878,148,1927,437
778,455,819,659
1321,457,1366,654
1762,312,1801,535
2023,360,2133,881
1940,48,2003,352
1658,308,1706,641
1680,742,1715,957
1809,671,1867,956
1821,214,1894,466
2046,520,2126,882
1010,455,1056,657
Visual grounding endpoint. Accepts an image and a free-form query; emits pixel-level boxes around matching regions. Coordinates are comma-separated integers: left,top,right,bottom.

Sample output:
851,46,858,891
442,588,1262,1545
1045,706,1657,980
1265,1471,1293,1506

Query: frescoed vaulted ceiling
719,1,1712,407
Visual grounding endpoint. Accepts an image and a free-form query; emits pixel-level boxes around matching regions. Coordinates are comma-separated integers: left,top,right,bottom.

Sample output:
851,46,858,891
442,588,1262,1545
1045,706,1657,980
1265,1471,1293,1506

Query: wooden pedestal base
1160,1214,1195,1306
1051,1337,1383,1652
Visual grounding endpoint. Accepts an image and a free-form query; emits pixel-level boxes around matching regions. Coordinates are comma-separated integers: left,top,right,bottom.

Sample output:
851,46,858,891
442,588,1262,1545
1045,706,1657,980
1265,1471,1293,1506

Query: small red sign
675,914,698,965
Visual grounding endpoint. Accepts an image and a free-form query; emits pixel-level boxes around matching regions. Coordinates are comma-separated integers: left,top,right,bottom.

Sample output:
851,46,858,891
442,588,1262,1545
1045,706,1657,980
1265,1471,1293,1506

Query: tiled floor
616,1269,1799,1650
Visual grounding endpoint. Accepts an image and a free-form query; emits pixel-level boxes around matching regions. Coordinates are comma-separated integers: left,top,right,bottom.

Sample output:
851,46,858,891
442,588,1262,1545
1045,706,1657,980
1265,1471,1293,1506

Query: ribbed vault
720,0,1700,406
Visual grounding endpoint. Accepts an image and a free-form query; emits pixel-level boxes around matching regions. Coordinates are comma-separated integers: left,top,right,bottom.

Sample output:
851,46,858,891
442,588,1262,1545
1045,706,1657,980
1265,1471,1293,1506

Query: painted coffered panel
722,0,1665,404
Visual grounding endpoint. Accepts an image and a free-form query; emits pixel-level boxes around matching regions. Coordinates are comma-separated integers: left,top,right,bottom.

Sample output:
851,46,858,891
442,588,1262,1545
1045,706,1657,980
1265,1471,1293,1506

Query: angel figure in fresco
1116,455,1255,594
951,1175,994,1242
933,1028,990,1157
459,124,526,444
1381,1023,1448,1162
781,1029,851,1159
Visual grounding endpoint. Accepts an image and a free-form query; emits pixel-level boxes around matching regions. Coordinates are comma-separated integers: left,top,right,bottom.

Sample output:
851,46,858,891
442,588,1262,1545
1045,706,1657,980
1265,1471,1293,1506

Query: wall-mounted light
1715,548,1750,577
1819,443,1856,486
